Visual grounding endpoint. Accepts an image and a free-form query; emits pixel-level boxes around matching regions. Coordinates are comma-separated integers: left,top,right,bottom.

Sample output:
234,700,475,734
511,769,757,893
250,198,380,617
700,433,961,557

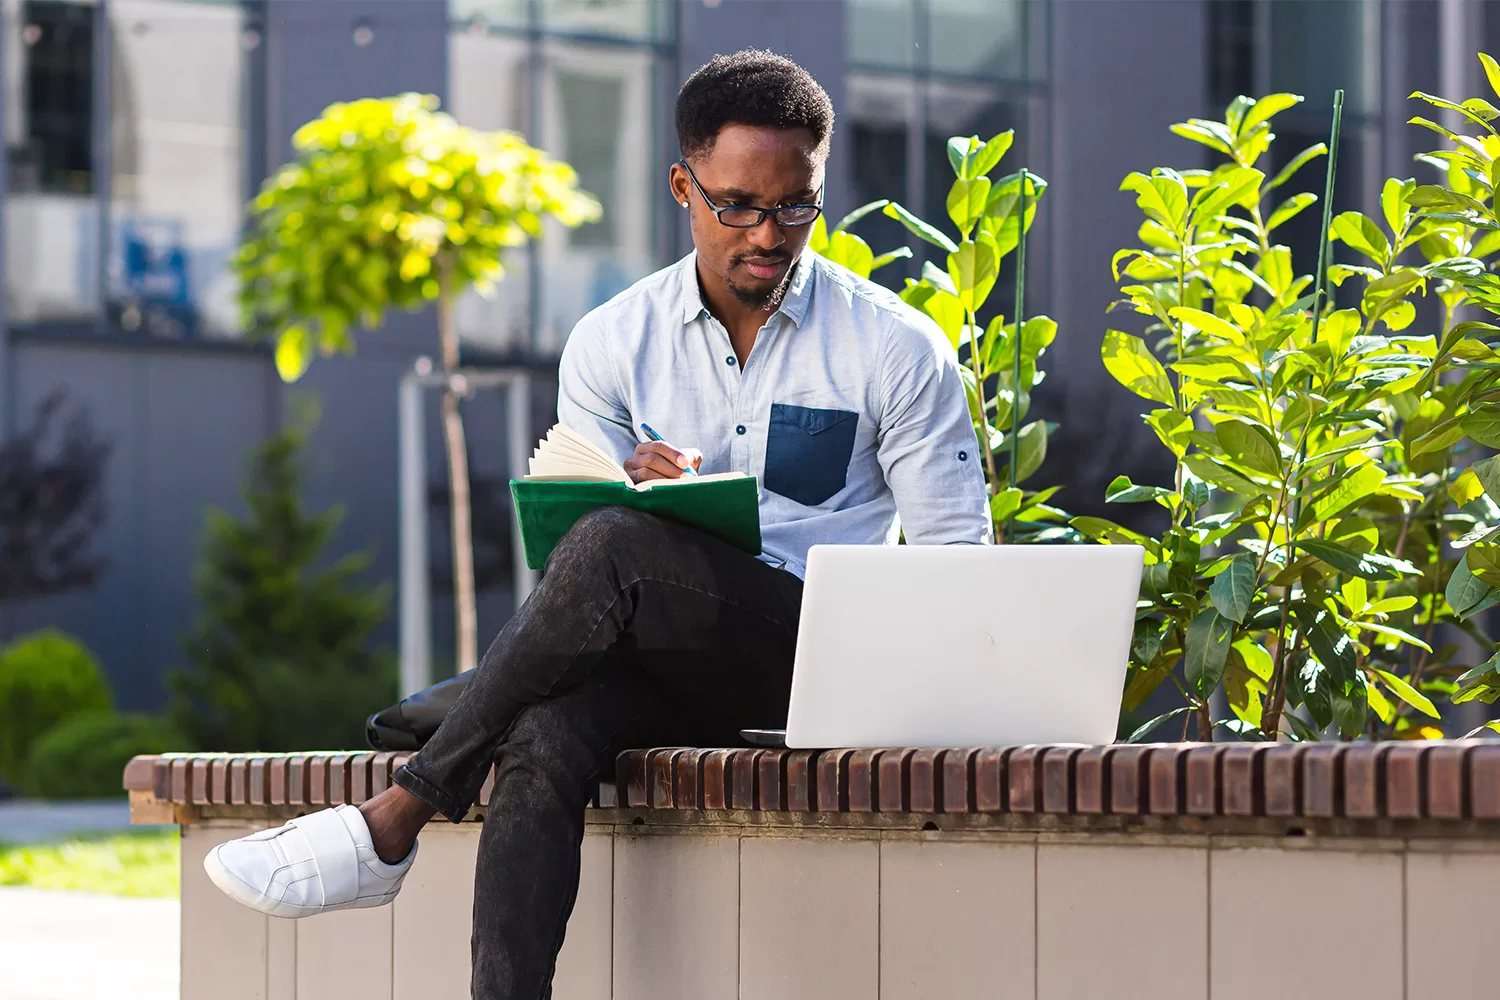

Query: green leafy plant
1393,54,1500,730
0,630,112,786
869,132,1070,541
168,405,396,752
235,93,599,674
1091,90,1488,743
22,712,187,799
805,199,913,279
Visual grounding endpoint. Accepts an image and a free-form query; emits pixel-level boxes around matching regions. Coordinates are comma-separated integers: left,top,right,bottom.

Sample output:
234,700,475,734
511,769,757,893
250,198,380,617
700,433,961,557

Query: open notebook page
524,424,750,491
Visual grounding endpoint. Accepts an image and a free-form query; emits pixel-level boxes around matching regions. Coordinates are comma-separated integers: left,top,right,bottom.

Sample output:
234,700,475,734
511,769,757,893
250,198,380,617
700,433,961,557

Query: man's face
671,124,825,311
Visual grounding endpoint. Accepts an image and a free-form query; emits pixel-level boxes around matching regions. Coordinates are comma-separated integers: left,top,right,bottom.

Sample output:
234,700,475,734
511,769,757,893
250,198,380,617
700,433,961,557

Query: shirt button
958,450,968,461
736,424,747,435
725,355,735,366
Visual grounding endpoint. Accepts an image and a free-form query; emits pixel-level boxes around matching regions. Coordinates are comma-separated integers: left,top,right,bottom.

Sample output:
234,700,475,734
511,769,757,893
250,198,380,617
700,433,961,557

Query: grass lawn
0,829,179,898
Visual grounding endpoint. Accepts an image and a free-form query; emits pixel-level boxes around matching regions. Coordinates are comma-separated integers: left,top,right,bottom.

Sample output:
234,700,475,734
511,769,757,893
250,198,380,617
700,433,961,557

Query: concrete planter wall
127,745,1500,1000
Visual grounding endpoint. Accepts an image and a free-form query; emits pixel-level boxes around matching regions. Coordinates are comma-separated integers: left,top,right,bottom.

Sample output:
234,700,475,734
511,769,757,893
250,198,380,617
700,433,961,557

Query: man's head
672,50,834,311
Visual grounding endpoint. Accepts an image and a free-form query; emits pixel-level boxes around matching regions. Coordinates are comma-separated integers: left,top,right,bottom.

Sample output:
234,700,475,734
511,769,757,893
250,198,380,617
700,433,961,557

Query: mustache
733,250,790,265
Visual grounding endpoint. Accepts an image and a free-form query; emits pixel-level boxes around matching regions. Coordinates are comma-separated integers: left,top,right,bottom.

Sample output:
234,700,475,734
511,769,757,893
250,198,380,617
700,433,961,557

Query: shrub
0,630,112,786
22,712,188,799
167,407,397,752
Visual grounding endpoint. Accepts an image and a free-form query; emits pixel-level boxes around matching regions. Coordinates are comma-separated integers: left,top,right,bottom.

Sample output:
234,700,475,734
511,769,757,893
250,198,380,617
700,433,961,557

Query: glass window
926,0,1026,81
847,0,916,73
1269,0,1380,116
4,0,100,322
845,74,915,290
448,25,531,353
450,0,528,33
923,82,1026,323
534,39,656,354
105,0,246,340
538,0,669,43
1208,0,1256,111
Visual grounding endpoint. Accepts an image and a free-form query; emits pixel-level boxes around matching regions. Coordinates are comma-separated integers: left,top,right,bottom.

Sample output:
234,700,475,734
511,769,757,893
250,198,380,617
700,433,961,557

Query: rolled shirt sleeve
875,311,993,545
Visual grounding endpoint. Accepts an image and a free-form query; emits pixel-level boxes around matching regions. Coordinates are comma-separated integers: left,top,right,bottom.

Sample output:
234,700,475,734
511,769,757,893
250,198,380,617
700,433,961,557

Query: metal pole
398,370,431,697
506,372,538,606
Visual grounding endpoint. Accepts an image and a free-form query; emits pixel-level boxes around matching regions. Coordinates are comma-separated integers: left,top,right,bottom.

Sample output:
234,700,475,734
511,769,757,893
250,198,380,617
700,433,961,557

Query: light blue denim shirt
556,250,991,578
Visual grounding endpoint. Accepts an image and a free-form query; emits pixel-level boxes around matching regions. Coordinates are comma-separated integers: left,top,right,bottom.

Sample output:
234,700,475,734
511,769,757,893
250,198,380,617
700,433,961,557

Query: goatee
729,260,796,311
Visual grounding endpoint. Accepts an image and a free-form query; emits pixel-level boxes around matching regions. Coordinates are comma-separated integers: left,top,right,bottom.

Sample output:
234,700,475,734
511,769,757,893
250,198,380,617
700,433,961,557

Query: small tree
235,93,599,674
168,406,395,751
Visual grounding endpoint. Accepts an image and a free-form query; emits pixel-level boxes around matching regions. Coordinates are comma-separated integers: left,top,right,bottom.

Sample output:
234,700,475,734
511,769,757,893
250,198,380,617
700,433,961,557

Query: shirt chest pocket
763,403,859,507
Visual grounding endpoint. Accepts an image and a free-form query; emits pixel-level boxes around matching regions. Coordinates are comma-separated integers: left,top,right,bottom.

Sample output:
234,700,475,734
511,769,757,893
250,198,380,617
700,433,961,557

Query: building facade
0,0,1476,706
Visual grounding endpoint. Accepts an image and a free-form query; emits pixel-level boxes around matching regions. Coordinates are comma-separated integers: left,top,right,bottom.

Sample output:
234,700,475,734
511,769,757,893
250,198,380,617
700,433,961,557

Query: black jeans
392,507,803,1000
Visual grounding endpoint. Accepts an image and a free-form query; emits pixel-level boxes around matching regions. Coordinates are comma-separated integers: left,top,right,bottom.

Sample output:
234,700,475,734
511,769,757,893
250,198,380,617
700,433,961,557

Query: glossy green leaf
1297,540,1420,580
1268,142,1327,189
870,247,913,272
1105,475,1172,504
1145,409,1193,457
1450,467,1485,507
1214,419,1280,476
1011,420,1048,482
947,232,999,312
821,229,875,277
969,130,1014,179
1463,405,1500,448
882,202,959,254
1102,330,1174,405
1241,92,1302,133
1267,192,1317,232
1185,608,1234,697
946,177,992,235
1473,454,1500,502
916,287,965,349
832,199,891,235
1482,52,1500,104
1209,552,1257,624
1125,707,1192,744
1330,211,1390,265
989,487,1024,521
1168,306,1244,344
1120,171,1188,230
1310,461,1384,521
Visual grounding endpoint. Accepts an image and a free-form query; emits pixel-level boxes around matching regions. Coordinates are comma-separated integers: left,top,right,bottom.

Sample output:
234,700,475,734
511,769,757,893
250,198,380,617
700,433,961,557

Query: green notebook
510,425,762,571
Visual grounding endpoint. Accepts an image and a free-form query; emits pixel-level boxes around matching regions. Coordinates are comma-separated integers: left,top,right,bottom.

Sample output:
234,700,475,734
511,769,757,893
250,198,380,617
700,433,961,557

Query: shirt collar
677,251,817,328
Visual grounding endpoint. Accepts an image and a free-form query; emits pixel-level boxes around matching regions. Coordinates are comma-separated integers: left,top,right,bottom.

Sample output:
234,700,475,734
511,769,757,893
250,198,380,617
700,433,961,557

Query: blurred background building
0,0,1485,707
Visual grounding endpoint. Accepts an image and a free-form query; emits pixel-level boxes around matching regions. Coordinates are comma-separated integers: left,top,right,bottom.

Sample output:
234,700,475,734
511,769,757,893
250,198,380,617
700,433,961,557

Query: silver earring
682,201,689,208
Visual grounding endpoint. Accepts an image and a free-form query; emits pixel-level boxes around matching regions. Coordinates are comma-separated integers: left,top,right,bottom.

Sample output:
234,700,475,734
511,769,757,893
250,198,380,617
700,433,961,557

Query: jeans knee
550,506,658,571
497,701,598,788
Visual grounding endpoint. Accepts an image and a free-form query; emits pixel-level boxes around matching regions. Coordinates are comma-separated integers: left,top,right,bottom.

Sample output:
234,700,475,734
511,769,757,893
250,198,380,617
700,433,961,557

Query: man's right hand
624,441,704,484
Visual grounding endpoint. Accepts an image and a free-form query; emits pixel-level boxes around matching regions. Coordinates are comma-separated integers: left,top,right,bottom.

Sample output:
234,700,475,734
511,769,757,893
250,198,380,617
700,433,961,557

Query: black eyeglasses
677,158,823,229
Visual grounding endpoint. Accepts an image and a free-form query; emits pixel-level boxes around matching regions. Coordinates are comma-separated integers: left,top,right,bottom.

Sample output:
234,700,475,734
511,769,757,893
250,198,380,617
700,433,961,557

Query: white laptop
743,544,1145,749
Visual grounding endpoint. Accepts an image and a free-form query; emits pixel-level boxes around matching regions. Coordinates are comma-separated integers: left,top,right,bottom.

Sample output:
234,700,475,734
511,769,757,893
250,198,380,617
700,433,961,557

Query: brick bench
126,743,1500,999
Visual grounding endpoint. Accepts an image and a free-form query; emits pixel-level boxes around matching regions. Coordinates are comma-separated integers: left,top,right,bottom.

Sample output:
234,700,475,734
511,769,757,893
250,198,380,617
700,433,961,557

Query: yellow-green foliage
235,92,601,381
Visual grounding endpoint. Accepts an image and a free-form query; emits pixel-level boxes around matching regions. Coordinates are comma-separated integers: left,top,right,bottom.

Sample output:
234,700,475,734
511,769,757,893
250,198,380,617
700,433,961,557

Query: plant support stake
1008,167,1029,509
1291,89,1344,532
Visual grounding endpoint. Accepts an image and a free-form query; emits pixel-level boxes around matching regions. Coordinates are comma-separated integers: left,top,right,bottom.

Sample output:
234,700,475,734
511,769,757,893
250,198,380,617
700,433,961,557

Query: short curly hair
675,50,834,161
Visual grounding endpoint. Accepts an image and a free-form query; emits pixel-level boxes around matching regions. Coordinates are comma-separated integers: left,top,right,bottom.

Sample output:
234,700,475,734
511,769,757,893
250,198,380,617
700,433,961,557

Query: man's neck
695,258,782,360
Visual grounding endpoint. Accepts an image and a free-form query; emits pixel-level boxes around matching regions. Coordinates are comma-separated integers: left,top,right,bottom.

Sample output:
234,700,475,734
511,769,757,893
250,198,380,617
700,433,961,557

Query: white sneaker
203,804,417,918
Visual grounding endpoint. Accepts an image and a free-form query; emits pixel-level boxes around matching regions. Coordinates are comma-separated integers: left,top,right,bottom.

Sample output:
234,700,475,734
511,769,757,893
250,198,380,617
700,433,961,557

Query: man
203,49,988,998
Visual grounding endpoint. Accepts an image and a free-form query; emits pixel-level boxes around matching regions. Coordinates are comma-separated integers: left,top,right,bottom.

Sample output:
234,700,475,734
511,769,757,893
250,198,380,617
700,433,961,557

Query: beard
727,254,795,310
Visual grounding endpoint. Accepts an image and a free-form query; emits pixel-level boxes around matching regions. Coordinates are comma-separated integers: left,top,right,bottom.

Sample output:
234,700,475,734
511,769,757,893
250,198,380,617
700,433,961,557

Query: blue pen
639,422,698,476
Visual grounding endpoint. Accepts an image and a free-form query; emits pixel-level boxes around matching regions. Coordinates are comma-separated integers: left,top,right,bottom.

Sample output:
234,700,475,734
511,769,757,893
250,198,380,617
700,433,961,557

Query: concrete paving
0,887,178,1000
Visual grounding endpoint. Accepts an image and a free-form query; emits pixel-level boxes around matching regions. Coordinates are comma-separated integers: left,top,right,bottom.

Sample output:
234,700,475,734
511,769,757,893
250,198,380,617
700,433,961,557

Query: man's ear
668,162,692,210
